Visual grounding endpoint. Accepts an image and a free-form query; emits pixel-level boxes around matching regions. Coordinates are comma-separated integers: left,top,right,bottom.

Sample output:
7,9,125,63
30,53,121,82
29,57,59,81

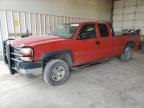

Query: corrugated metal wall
113,0,144,34
0,9,96,57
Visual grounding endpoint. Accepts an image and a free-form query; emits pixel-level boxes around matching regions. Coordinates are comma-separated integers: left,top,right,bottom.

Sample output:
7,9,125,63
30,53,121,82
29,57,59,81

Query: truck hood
11,35,67,47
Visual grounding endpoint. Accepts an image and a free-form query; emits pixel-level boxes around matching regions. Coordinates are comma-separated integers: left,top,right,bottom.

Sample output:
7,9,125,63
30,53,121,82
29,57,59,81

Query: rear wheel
43,59,70,86
120,45,133,62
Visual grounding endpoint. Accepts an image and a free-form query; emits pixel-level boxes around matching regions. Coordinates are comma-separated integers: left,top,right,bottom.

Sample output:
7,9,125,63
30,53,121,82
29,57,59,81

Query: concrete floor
0,52,144,108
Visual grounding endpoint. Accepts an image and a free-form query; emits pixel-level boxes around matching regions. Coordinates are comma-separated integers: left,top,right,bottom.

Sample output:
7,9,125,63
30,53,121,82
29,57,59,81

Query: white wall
0,0,113,20
0,0,113,57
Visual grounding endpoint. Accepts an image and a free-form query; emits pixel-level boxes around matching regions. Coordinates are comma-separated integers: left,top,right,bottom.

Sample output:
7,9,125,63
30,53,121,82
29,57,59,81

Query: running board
71,58,109,70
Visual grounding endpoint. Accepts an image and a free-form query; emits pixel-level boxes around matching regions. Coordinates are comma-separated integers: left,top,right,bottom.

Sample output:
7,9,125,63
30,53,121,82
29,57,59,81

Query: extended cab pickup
3,21,140,85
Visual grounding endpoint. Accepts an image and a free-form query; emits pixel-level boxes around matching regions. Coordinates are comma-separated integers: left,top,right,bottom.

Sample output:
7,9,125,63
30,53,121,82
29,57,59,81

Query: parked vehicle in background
3,21,141,86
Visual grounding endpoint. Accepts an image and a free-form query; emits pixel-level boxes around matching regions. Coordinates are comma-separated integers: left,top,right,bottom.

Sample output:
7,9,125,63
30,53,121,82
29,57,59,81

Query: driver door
73,23,101,65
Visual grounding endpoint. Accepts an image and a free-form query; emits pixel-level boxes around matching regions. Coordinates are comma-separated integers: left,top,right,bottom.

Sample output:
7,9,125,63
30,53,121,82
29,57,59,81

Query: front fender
40,50,74,66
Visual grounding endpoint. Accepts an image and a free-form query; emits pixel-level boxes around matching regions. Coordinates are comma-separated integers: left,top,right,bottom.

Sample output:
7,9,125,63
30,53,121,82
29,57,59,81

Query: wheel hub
51,65,66,81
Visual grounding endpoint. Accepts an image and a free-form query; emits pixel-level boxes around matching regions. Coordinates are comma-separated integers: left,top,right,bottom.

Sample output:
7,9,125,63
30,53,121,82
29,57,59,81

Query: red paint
11,22,141,66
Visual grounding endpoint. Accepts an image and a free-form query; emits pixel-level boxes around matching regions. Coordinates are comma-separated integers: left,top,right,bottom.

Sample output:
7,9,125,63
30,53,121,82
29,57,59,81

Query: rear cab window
98,23,109,37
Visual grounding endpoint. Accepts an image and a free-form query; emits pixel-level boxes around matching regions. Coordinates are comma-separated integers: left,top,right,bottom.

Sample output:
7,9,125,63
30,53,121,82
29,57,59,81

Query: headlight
20,47,33,62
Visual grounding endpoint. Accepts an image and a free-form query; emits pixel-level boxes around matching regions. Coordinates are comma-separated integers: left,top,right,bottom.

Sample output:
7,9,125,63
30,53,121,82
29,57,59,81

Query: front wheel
120,46,133,63
43,59,70,86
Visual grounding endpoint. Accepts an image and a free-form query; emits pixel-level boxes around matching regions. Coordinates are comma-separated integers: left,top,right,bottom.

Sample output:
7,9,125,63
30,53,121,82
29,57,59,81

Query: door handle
96,41,100,45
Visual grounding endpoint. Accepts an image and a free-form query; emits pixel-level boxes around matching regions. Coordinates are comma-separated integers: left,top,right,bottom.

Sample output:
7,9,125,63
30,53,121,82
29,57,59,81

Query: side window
98,24,109,37
78,24,96,40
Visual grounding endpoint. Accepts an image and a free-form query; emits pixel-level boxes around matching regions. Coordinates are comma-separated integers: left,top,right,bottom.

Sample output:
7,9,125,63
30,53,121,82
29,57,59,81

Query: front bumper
18,61,43,75
3,40,43,75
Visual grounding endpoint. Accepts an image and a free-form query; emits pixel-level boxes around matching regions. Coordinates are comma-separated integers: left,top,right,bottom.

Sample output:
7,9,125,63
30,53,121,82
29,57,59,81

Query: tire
43,59,70,86
120,45,133,63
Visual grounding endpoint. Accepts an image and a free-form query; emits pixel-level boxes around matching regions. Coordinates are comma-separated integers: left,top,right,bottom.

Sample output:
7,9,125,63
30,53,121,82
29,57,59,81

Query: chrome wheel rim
51,65,66,81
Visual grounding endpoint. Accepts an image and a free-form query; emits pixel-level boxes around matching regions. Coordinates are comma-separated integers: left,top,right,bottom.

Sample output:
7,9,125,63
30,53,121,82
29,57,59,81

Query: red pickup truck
3,21,140,85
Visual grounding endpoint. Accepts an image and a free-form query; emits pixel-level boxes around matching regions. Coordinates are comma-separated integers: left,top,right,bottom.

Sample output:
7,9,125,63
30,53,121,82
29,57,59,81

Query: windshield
49,23,79,38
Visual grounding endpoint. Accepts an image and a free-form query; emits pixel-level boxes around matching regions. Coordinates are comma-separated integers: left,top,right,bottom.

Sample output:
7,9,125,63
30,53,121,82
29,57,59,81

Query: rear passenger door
97,23,113,58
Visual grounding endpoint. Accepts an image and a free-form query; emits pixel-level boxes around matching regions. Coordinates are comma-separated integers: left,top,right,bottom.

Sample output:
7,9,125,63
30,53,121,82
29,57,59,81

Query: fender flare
40,50,74,66
125,41,135,48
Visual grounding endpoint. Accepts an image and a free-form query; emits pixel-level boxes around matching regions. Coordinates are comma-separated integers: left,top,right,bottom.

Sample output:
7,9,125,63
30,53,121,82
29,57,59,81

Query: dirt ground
0,52,144,108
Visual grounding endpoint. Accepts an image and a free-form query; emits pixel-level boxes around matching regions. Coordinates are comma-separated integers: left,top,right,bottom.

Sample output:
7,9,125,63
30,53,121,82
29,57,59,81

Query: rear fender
125,41,135,49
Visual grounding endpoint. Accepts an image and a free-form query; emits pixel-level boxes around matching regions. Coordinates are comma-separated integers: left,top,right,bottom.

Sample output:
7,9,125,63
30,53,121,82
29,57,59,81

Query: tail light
20,47,33,62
